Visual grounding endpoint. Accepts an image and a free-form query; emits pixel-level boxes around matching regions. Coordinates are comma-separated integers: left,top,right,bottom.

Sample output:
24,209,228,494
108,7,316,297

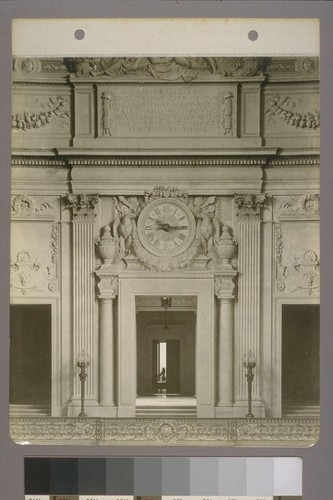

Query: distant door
10,304,52,407
166,340,180,395
282,304,319,407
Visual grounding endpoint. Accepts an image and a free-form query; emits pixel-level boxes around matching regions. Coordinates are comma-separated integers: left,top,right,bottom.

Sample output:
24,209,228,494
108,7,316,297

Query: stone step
282,406,320,417
136,406,197,418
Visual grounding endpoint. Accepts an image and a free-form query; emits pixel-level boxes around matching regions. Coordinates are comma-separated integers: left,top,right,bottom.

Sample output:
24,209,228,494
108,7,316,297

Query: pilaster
233,194,266,417
67,194,99,416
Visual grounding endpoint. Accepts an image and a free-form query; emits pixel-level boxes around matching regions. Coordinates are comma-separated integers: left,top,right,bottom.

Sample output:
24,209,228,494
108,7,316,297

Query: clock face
137,198,196,257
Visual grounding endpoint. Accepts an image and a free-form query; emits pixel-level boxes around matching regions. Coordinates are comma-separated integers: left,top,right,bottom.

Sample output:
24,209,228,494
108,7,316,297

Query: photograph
9,23,319,446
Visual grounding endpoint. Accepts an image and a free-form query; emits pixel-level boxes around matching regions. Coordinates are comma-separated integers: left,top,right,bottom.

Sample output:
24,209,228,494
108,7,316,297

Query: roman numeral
178,233,186,241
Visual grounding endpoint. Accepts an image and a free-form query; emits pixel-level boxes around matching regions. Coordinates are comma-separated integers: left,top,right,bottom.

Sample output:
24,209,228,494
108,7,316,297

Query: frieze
234,194,266,220
9,416,319,446
12,96,70,132
11,194,55,219
265,95,320,131
67,194,99,221
278,194,320,217
65,57,263,81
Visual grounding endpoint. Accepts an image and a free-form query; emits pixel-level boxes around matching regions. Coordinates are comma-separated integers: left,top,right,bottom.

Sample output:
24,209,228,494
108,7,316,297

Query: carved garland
12,96,70,131
265,95,320,130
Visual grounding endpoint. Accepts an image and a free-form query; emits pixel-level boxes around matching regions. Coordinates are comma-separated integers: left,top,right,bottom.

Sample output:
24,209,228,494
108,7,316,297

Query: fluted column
233,194,266,417
67,194,99,416
215,271,237,417
95,271,118,417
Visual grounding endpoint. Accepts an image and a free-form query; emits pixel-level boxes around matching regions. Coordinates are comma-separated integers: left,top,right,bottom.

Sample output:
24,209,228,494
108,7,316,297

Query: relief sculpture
265,95,320,130
65,56,263,81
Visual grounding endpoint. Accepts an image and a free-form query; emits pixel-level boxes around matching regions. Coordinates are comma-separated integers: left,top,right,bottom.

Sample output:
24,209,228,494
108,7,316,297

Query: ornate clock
137,198,196,257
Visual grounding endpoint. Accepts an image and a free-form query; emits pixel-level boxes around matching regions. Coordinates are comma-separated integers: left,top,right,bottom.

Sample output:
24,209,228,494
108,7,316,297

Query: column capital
67,193,99,221
234,193,266,220
214,271,238,299
95,271,118,299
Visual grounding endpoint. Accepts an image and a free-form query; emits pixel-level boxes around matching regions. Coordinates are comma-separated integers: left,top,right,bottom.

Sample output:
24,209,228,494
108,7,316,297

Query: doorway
136,308,196,398
282,304,319,412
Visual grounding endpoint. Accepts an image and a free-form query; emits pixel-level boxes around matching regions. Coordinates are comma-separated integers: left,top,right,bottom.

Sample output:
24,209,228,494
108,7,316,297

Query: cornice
11,154,319,169
12,57,319,84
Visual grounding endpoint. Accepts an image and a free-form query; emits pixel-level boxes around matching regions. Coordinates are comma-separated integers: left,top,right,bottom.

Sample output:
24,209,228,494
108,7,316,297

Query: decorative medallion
13,58,41,74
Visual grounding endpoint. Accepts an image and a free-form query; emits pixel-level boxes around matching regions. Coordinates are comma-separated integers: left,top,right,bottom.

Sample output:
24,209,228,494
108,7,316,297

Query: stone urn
215,225,236,266
96,225,117,265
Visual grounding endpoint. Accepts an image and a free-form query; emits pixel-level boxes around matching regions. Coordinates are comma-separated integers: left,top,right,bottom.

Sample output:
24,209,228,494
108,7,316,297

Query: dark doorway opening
10,304,52,407
136,310,196,397
282,304,319,408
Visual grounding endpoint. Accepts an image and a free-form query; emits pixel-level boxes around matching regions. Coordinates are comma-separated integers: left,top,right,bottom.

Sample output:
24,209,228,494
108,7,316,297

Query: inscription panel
98,85,236,137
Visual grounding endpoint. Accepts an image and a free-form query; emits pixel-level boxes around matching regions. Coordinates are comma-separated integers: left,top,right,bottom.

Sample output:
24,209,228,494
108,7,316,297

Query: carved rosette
11,195,55,219
67,194,99,221
234,194,266,220
14,58,41,74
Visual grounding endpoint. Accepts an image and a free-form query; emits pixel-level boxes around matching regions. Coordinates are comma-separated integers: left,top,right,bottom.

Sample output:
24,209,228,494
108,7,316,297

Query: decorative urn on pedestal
96,225,117,265
215,225,236,267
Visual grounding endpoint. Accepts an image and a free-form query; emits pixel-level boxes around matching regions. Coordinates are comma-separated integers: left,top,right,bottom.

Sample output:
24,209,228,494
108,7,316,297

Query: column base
98,404,118,417
67,398,100,417
215,404,234,418
233,398,265,418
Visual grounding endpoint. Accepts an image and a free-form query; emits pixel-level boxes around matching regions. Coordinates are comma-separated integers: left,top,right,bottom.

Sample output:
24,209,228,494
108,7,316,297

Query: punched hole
74,29,85,40
248,30,259,41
